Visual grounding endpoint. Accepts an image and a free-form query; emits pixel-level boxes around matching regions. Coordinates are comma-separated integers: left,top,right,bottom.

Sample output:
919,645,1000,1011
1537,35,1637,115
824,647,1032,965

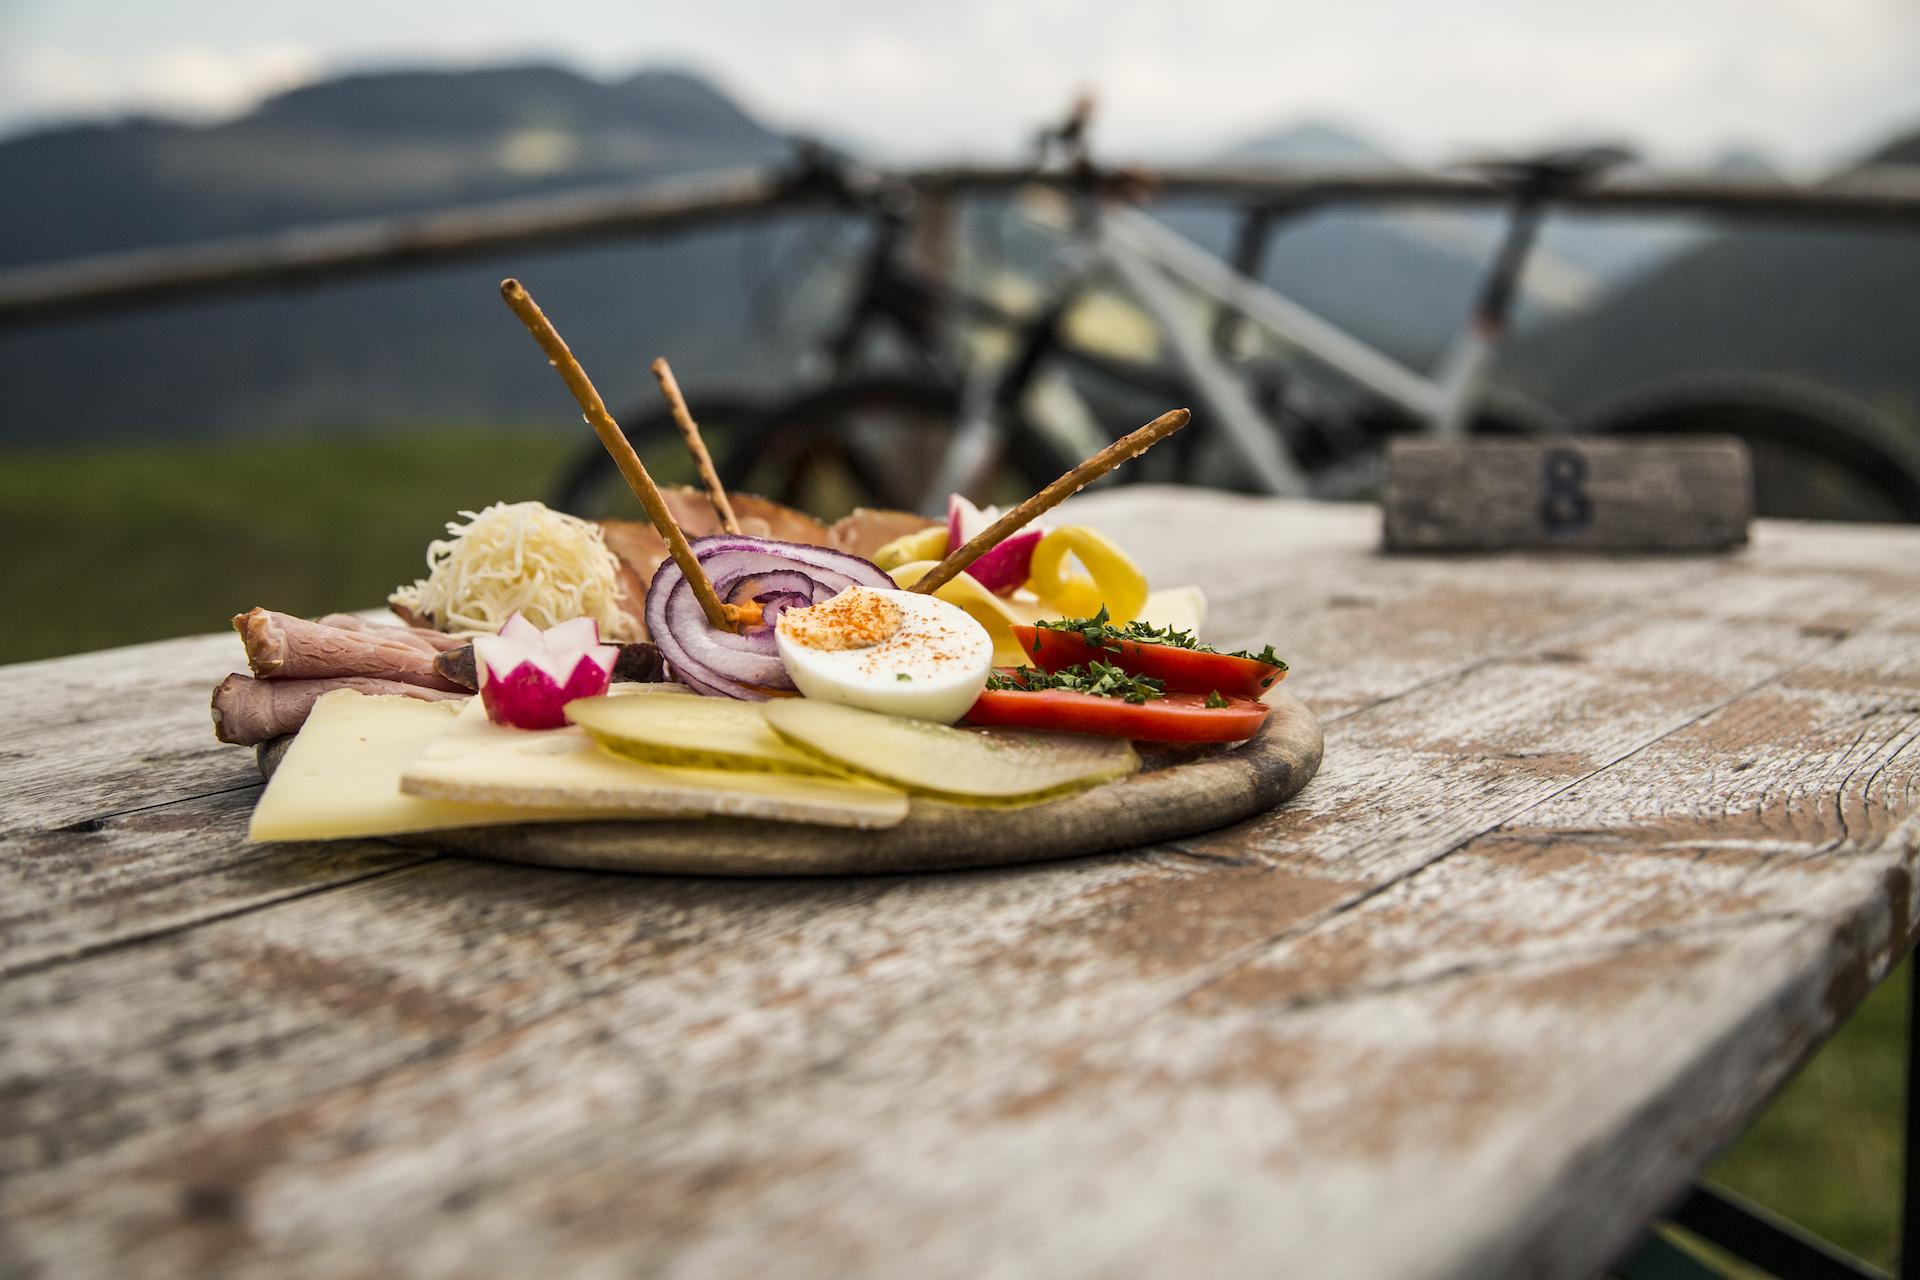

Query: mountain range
0,65,800,445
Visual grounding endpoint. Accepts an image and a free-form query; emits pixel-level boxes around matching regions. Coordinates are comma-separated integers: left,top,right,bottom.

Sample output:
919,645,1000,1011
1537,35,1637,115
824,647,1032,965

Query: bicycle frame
942,167,1559,499
1117,150,1624,459
1098,190,1556,440
700,150,1571,508
1100,204,1450,429
909,189,1437,505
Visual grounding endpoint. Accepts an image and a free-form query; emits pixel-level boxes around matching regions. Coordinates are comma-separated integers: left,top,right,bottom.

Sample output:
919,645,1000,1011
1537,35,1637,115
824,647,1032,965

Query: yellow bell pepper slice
1026,526,1149,624
885,525,1154,666
872,525,949,572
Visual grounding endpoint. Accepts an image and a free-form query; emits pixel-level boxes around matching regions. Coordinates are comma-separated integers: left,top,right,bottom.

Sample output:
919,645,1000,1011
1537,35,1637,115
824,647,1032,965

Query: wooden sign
1382,435,1751,553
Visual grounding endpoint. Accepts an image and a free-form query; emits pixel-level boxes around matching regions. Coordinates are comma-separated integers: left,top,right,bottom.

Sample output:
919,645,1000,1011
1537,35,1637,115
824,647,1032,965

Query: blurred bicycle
554,106,1920,522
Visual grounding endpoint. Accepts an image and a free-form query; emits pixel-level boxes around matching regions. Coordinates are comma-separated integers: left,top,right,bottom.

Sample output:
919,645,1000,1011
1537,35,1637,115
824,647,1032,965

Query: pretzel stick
651,356,740,535
499,279,739,632
910,407,1192,596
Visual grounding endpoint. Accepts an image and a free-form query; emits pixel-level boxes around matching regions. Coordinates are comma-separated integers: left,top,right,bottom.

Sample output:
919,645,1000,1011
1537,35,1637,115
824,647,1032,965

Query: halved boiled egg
775,586,993,724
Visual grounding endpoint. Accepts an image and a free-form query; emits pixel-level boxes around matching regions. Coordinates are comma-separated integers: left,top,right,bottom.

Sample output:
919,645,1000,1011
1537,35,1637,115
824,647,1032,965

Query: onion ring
645,536,893,699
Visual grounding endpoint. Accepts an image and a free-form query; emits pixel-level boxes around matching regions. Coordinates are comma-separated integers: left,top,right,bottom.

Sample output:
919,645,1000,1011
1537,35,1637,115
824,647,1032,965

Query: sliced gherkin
761,699,1139,807
565,694,840,776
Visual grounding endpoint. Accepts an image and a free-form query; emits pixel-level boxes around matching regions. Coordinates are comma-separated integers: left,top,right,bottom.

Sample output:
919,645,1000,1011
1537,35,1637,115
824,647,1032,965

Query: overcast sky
4,0,1918,171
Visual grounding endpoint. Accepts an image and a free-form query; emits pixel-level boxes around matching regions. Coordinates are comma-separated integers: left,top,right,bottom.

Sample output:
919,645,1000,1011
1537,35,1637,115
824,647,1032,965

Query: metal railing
6,160,1920,326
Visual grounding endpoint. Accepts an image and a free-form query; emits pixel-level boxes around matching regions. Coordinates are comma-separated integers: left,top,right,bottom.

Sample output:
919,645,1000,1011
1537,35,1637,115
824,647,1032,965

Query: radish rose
948,494,1045,596
472,613,618,729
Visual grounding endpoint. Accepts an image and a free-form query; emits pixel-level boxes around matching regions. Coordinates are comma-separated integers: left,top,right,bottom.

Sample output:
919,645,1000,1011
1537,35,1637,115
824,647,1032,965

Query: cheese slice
400,698,909,829
248,691,648,842
1138,584,1208,637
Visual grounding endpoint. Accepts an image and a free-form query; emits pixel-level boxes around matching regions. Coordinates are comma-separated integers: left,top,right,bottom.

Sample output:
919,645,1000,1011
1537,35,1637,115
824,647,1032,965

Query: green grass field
2,433,1905,1271
0,429,701,664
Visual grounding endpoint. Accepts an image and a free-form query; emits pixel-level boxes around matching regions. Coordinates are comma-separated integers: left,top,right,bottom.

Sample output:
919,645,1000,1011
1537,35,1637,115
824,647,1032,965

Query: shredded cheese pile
388,501,639,640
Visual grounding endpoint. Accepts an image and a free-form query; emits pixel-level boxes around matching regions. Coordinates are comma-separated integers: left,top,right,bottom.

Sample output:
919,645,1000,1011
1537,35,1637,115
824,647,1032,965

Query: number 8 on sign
1541,448,1592,536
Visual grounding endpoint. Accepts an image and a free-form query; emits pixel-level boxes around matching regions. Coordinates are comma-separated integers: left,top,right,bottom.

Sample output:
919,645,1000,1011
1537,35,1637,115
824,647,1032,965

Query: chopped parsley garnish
1034,606,1289,669
985,660,1167,704
1204,690,1230,709
895,672,913,682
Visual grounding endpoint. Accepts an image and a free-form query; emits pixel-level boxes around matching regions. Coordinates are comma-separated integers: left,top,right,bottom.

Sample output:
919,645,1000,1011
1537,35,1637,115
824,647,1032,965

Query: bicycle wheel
555,377,1108,523
716,379,962,517
1573,372,1920,523
716,377,1085,519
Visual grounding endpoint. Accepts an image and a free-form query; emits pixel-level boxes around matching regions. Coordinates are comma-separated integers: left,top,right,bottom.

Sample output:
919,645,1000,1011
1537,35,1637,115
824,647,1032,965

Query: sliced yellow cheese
763,699,1139,807
401,698,909,829
248,691,636,842
1137,584,1209,637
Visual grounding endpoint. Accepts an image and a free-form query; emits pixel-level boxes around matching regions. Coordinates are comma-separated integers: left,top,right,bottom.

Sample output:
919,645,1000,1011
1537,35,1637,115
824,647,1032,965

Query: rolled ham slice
211,674,463,745
316,613,466,652
827,507,939,559
233,609,467,692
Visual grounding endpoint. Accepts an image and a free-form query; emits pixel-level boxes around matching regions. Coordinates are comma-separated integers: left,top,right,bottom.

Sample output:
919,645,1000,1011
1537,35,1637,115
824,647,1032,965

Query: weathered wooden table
4,488,1917,1279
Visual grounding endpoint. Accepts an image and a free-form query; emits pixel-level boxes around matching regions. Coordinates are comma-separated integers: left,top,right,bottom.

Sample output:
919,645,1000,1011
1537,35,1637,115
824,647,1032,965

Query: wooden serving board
257,691,1322,876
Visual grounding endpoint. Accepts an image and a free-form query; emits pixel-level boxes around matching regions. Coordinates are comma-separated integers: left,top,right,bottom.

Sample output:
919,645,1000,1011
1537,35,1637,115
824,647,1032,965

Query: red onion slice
703,569,822,657
646,535,893,700
754,590,814,632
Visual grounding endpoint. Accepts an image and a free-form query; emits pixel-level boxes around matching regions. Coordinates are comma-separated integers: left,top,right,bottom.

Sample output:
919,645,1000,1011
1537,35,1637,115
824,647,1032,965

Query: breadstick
909,407,1192,596
652,356,741,535
500,279,738,631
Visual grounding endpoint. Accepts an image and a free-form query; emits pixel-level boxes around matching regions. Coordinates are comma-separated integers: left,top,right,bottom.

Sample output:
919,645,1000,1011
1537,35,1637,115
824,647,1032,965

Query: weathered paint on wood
1,489,1916,1280
0,631,260,834
1382,436,1753,552
0,787,433,977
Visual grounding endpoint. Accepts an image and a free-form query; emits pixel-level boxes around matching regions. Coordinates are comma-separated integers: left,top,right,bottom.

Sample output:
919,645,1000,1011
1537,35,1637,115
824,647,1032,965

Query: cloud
0,0,1915,167
715,0,1920,167
0,41,320,129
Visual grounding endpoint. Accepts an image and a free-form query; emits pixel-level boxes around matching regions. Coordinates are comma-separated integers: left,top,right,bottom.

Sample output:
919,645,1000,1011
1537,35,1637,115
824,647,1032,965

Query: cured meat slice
827,507,939,559
317,613,466,651
211,674,463,745
233,609,467,692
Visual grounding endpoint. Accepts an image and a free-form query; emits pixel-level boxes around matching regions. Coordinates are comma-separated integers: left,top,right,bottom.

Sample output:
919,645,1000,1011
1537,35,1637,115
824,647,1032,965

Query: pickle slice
566,694,838,775
404,698,906,829
761,699,1139,806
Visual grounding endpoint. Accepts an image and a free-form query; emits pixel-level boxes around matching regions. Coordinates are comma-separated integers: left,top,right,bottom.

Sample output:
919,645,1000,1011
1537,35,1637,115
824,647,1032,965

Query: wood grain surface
3,488,1917,1280
253,693,1322,876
